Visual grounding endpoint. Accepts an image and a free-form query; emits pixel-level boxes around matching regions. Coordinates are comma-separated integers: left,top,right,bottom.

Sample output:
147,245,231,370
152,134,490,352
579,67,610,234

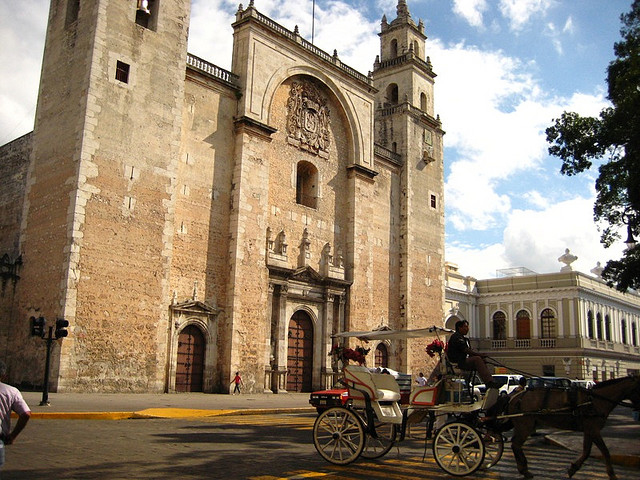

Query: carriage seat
343,365,401,402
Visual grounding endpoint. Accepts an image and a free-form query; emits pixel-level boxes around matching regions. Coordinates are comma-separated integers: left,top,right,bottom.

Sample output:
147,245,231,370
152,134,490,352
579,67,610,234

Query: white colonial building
445,251,640,381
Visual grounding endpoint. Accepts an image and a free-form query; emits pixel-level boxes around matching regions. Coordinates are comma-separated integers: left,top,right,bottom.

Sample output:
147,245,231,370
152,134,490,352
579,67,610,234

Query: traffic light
30,316,45,337
55,318,69,339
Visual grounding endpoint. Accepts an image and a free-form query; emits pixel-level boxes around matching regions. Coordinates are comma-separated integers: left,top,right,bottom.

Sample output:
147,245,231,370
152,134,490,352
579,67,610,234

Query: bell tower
372,0,446,371
15,0,191,391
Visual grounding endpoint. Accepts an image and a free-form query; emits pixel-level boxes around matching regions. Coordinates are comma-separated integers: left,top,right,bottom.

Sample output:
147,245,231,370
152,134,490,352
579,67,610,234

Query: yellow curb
30,412,134,420
26,407,315,420
131,408,238,419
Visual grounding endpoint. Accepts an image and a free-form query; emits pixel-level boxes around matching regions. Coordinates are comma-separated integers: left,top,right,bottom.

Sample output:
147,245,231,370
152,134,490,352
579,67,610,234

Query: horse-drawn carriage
312,326,640,479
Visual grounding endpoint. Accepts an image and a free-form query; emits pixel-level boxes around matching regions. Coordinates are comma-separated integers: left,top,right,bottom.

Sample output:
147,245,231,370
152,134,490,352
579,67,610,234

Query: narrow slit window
430,194,437,209
65,0,80,28
116,61,130,83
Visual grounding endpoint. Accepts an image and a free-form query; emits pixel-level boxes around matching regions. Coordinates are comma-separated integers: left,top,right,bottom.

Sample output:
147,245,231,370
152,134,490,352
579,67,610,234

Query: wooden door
287,311,313,392
176,325,205,392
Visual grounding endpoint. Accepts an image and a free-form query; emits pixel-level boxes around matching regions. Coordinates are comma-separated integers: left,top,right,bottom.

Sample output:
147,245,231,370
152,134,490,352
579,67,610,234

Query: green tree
546,1,640,291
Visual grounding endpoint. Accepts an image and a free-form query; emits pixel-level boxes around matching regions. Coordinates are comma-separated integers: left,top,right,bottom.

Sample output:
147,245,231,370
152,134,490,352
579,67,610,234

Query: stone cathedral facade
0,0,445,393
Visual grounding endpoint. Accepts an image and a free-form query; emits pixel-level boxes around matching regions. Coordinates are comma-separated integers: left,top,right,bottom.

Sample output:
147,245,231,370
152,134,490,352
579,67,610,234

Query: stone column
264,283,275,393
274,284,289,392
320,291,335,389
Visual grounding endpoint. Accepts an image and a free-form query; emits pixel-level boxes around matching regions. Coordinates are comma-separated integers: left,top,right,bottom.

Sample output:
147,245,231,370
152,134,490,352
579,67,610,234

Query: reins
485,356,639,410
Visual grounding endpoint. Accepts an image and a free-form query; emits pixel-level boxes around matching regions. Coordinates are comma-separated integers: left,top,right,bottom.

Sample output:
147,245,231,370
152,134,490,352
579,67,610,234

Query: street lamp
622,208,637,251
624,223,637,251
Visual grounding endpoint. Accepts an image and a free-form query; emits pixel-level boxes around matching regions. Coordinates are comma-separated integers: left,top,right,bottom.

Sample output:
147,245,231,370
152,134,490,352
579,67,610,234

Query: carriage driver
447,320,498,389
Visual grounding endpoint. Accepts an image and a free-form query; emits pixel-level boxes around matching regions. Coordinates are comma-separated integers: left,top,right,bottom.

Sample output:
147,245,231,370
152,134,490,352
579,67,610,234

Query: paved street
3,413,638,479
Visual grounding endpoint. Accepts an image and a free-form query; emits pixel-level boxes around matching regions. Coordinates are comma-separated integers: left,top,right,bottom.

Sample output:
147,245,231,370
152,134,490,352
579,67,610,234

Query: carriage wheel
432,422,485,476
481,431,504,469
361,420,397,459
313,407,365,465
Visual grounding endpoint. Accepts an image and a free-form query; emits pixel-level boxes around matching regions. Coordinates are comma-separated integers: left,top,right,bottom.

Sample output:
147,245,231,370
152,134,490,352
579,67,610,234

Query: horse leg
592,432,617,480
511,420,534,479
568,433,592,478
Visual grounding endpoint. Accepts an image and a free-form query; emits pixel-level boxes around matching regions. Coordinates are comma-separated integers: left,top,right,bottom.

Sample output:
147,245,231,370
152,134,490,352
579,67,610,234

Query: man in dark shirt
448,319,495,386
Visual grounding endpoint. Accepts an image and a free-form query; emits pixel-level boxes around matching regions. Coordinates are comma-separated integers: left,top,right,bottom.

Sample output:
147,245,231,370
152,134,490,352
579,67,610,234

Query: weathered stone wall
63,0,190,392
0,133,31,257
169,72,238,391
0,133,32,377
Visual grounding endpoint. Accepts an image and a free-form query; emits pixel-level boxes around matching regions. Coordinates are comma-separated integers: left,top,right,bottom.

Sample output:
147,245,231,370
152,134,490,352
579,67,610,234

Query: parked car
477,374,524,397
309,386,351,413
526,376,572,390
308,368,412,413
571,379,596,389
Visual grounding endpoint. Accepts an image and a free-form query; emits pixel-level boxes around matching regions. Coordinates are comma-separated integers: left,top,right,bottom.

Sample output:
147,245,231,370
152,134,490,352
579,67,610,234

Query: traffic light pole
40,326,54,406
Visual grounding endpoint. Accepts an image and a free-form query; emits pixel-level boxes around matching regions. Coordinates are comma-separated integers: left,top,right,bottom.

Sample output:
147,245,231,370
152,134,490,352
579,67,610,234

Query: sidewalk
18,391,640,469
20,391,315,420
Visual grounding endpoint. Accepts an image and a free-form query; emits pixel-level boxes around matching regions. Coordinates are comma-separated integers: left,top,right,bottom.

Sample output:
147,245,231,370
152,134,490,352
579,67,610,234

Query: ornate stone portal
286,80,331,158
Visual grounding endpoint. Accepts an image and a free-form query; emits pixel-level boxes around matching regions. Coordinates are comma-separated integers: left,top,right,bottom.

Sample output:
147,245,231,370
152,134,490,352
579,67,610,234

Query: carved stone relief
286,81,331,158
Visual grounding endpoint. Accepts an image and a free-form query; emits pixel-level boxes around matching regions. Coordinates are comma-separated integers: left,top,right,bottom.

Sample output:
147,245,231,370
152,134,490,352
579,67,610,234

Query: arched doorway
375,343,388,367
176,325,205,392
287,310,313,392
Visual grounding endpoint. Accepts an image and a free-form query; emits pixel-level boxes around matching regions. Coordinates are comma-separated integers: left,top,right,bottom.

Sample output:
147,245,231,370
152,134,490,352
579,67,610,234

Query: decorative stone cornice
234,116,277,140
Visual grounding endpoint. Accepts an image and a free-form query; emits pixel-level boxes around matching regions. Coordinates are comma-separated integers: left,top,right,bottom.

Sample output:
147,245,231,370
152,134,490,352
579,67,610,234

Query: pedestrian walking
0,360,31,472
230,371,244,394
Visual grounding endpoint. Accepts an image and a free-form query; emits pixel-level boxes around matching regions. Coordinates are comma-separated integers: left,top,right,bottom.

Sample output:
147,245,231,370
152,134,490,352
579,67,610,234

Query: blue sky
0,0,632,279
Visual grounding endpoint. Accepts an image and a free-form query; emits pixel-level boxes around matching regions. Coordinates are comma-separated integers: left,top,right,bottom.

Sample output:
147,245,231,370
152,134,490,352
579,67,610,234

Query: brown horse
507,375,640,479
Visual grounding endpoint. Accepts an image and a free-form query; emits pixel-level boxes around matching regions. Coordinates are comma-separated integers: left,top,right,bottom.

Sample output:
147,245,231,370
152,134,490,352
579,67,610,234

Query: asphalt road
3,413,638,479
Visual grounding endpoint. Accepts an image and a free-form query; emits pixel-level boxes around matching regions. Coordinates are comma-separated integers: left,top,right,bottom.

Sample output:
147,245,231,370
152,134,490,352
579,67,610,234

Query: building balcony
477,336,640,356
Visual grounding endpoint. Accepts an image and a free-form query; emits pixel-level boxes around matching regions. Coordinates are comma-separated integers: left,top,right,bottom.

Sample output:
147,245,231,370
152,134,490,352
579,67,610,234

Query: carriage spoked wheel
360,417,397,459
480,431,504,469
432,421,485,476
313,407,365,465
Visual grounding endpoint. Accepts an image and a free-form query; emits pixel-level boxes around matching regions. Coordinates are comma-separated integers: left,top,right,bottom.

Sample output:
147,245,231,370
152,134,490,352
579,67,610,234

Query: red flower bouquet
329,344,370,365
425,338,446,358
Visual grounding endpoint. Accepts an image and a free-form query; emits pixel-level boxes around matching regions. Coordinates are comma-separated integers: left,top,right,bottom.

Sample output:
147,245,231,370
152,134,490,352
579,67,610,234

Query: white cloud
448,195,626,279
522,190,547,209
502,196,625,275
0,0,48,144
453,0,488,28
428,37,609,232
498,0,553,32
563,16,575,34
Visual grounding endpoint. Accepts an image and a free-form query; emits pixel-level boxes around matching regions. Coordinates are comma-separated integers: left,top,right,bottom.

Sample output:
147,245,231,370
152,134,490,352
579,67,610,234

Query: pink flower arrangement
425,338,446,358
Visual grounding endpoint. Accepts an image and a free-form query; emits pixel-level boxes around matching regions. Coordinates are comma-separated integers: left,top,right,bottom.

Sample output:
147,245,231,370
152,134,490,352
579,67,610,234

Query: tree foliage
546,0,640,291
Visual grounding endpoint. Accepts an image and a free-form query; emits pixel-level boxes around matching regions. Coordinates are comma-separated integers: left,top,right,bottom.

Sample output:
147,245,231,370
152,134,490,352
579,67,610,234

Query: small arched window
492,311,506,340
516,310,530,339
413,40,420,58
375,343,388,368
540,308,556,339
390,39,398,58
296,161,318,209
420,92,427,111
587,310,594,339
387,83,399,105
